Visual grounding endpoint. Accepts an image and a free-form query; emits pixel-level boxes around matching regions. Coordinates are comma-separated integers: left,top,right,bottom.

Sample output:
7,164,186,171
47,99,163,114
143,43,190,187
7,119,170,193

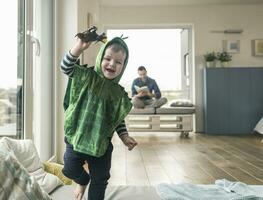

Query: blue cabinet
204,67,263,134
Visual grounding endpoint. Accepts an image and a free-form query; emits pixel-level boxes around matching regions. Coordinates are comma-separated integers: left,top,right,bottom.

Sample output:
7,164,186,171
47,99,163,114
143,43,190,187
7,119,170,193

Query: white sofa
0,137,160,200
2,137,263,200
0,137,62,200
50,185,160,200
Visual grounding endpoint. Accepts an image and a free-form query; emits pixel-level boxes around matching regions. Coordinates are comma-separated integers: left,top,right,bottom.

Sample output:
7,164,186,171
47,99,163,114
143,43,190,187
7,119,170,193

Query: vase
221,61,229,67
206,61,216,68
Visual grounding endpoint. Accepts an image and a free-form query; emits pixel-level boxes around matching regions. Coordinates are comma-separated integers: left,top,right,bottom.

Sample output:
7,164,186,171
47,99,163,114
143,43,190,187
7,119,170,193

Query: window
0,0,24,138
0,0,55,161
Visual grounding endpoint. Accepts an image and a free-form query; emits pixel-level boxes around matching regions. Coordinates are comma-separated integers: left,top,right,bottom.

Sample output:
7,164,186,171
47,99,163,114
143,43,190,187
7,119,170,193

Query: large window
0,0,24,138
107,29,182,101
0,0,55,161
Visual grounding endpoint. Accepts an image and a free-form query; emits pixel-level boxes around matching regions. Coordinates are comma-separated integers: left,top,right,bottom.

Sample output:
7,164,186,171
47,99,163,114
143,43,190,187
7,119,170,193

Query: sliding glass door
0,0,55,160
0,0,25,138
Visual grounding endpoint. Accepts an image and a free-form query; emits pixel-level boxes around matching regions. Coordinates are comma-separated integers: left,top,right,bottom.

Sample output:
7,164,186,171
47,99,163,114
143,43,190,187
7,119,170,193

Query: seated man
131,66,167,108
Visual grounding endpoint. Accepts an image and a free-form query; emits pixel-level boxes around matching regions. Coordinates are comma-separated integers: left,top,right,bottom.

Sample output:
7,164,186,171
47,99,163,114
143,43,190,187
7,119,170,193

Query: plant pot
206,61,216,68
221,61,229,67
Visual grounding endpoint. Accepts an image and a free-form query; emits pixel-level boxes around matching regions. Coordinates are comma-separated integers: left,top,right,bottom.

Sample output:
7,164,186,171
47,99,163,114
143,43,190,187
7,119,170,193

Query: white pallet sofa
125,106,195,137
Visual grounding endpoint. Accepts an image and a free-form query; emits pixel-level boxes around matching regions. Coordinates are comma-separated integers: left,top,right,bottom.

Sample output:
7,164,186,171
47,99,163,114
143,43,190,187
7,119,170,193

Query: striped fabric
0,149,51,200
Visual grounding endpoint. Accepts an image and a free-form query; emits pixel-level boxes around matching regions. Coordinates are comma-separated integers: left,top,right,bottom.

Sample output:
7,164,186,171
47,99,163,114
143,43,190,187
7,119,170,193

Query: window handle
27,31,40,56
30,36,40,56
183,53,189,76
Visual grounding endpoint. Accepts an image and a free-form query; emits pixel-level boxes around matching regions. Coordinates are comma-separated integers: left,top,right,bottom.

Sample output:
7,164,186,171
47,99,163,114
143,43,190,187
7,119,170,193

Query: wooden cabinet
204,67,263,134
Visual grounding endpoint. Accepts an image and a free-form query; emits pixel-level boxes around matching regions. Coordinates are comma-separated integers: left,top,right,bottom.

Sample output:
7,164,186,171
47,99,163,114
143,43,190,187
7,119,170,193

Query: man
131,66,167,108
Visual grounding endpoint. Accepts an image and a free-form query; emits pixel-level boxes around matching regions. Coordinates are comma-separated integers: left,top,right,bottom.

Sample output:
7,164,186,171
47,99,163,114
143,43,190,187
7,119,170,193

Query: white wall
77,0,102,64
99,4,263,132
55,0,78,163
55,0,100,163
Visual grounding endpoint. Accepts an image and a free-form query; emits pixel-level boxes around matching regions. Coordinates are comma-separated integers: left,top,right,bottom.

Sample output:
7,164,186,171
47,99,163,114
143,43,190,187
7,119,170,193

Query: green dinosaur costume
63,37,132,157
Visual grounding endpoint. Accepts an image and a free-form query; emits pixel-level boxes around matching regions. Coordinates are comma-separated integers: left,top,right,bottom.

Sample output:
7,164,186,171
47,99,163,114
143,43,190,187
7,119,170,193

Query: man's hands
120,134,138,151
136,91,154,98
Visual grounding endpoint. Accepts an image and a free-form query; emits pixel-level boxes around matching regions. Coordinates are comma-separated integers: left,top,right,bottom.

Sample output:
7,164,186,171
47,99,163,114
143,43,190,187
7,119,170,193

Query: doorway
106,27,194,103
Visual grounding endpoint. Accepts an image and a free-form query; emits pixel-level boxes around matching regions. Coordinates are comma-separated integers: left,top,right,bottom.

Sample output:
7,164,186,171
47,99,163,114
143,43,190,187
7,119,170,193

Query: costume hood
94,37,129,83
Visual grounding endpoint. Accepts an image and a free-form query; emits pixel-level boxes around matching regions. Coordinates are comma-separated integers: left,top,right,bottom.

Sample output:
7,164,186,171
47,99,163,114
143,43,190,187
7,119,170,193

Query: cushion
0,149,51,200
0,137,63,194
30,167,64,194
50,185,160,200
170,99,194,107
43,162,73,185
0,137,42,172
129,108,155,115
156,107,195,114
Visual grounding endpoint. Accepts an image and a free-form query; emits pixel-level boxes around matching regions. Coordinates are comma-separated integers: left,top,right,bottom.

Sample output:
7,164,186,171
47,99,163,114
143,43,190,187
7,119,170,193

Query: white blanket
155,179,263,200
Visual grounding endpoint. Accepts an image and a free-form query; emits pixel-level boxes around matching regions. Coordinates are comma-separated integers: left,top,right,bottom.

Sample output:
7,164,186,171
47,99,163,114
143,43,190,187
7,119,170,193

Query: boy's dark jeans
62,138,113,200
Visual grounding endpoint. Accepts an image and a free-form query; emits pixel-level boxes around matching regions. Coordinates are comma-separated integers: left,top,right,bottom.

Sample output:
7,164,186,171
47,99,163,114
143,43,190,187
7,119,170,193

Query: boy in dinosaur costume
61,29,137,200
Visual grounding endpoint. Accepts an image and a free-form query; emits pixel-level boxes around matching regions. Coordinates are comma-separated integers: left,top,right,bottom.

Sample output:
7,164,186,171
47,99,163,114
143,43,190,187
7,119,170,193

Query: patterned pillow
0,137,63,194
0,149,51,200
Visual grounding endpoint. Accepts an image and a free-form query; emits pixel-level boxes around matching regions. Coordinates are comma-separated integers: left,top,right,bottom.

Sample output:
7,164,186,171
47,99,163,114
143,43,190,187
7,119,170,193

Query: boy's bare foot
83,160,89,173
74,184,87,200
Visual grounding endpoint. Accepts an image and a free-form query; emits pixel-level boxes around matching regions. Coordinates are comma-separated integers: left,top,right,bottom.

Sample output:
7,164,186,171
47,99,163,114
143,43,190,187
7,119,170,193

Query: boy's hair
138,66,146,71
107,43,127,56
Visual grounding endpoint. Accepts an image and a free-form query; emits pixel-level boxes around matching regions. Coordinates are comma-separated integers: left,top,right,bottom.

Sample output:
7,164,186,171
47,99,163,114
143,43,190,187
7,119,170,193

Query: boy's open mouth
105,68,115,73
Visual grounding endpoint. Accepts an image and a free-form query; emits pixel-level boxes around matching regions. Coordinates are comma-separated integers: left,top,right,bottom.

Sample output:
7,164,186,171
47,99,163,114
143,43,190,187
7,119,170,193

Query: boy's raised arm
70,38,92,57
60,38,92,77
60,51,78,77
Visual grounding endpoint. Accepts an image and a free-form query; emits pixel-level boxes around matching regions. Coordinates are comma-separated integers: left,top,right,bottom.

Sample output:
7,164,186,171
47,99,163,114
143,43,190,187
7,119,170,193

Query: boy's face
101,46,126,80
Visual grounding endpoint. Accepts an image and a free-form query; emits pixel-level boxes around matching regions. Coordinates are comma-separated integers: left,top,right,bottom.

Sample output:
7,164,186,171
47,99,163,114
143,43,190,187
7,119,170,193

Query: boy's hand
70,38,93,57
120,134,138,151
136,91,154,98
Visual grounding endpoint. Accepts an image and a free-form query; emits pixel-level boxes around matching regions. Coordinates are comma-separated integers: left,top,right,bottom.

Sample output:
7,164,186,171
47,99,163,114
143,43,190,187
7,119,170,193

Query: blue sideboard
203,67,263,134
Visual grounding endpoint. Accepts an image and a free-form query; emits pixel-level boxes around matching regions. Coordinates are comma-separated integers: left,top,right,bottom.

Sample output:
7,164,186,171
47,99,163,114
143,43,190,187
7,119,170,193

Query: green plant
217,51,232,62
204,52,217,62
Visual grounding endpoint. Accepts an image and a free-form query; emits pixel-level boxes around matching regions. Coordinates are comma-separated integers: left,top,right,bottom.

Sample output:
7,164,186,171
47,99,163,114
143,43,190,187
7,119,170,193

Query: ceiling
99,0,263,6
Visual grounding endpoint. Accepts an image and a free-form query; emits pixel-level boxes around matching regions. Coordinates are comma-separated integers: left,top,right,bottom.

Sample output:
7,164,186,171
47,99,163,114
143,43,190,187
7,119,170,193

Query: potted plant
217,51,232,67
204,52,217,68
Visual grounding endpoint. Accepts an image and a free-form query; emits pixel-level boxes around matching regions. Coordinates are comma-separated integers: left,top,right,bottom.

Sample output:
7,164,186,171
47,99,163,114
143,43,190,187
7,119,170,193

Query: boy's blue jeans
62,138,113,200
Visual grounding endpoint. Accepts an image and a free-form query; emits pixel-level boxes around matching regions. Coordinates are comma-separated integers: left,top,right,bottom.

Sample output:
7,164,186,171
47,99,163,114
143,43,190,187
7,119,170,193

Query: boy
61,35,137,200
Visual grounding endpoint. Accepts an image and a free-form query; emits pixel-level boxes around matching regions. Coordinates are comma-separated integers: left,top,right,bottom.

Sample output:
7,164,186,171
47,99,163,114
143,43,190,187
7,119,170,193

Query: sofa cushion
129,108,155,115
50,185,160,200
0,148,51,200
0,137,63,194
170,99,194,107
43,162,73,185
156,107,195,114
30,167,64,194
0,137,42,172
